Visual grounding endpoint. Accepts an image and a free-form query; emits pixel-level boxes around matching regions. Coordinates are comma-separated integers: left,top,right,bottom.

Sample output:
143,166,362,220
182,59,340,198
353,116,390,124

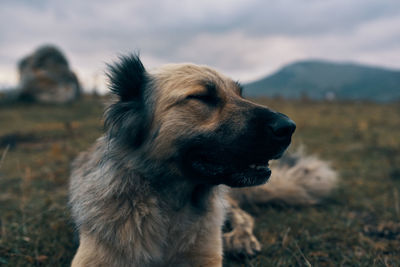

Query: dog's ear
105,54,149,148
107,54,147,102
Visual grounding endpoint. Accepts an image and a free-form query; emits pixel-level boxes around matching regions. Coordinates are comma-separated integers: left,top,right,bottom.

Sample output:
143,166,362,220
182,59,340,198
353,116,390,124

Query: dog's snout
248,107,296,141
269,114,296,139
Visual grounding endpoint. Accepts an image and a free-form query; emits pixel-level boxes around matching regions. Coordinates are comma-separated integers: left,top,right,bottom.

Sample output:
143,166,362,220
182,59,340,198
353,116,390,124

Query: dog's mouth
187,153,273,187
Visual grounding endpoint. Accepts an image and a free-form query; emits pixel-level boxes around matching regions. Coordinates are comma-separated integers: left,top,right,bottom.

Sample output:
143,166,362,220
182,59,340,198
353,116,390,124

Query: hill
244,60,400,102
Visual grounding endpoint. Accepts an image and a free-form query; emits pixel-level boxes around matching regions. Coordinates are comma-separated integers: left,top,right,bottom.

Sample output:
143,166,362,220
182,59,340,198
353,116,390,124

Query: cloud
0,0,399,91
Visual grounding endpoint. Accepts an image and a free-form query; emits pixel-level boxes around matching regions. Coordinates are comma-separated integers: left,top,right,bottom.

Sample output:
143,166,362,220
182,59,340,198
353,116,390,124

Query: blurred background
1,0,400,97
0,1,400,266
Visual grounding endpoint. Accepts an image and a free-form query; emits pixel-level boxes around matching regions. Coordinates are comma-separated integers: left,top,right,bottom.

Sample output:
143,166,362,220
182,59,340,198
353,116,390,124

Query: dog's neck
190,184,216,211
150,176,218,213
107,144,221,214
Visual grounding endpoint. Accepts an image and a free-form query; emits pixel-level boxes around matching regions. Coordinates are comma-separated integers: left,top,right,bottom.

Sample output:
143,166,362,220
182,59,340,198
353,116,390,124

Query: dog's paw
223,229,262,256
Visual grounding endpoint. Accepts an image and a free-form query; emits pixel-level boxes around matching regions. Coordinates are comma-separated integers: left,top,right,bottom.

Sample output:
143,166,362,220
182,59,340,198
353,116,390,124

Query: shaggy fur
69,54,335,266
70,140,226,266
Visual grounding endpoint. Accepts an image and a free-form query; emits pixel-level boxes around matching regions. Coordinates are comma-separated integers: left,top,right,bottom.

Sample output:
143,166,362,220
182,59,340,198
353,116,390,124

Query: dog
69,54,300,266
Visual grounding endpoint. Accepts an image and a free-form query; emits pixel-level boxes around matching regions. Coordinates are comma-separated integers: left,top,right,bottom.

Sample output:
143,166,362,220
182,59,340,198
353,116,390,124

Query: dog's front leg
172,225,223,267
71,234,109,267
223,196,262,256
174,253,223,267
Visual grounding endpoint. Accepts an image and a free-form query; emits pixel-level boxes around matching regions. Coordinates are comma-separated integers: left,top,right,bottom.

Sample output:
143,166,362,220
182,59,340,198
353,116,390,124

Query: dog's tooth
255,165,268,171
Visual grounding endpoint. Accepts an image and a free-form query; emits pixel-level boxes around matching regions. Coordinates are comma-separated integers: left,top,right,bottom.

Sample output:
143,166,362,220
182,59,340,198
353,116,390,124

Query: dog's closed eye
186,93,218,106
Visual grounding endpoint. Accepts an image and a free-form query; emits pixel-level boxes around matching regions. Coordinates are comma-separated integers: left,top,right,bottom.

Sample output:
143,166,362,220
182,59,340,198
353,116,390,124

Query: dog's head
105,55,295,187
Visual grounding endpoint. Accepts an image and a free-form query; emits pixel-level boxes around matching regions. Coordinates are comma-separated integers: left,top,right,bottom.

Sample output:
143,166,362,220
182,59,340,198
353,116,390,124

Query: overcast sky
1,0,400,92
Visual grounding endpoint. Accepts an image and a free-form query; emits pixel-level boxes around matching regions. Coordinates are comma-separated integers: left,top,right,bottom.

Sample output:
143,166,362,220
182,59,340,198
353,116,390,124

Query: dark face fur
105,55,295,188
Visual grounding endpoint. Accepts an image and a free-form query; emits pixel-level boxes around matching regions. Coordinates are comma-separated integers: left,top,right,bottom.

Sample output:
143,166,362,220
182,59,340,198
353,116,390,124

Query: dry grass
0,96,399,266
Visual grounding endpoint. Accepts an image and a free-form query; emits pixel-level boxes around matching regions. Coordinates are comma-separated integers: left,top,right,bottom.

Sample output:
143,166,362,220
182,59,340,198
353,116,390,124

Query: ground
0,96,399,266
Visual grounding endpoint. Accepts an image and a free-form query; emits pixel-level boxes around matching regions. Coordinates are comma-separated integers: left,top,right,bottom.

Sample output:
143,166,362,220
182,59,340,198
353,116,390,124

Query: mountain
244,60,400,102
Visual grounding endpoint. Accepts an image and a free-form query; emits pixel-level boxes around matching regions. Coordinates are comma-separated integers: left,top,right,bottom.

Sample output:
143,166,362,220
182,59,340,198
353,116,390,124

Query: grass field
0,96,399,266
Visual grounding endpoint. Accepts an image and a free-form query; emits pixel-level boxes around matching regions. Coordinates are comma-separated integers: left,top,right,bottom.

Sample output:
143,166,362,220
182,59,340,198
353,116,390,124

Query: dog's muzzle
182,104,296,188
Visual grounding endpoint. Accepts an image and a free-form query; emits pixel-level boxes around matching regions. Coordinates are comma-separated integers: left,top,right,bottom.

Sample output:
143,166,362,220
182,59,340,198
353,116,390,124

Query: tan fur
223,195,262,256
70,138,226,267
69,56,333,266
70,62,241,267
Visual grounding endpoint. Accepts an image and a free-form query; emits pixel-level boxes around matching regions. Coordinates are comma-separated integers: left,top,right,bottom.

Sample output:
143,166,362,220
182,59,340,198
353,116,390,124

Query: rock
17,45,81,103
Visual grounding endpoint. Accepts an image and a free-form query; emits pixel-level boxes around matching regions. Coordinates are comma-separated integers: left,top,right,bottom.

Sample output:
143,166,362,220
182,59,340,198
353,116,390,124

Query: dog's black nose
269,113,296,139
